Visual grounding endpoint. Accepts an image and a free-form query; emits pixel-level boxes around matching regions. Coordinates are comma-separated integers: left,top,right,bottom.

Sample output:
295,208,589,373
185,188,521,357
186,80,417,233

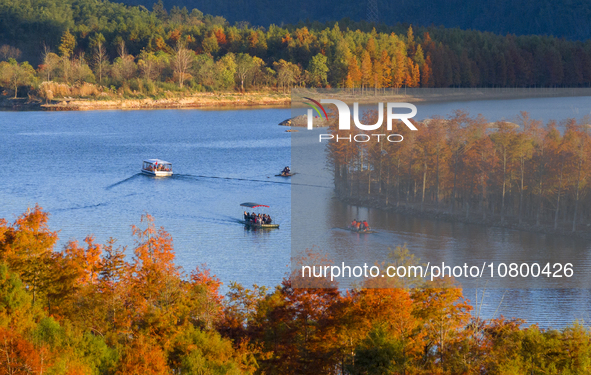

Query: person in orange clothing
362,220,370,231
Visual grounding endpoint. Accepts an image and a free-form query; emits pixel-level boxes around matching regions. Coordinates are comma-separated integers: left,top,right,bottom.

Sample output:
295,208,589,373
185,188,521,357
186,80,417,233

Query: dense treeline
2,206,591,374
121,0,591,41
329,112,591,232
1,0,591,99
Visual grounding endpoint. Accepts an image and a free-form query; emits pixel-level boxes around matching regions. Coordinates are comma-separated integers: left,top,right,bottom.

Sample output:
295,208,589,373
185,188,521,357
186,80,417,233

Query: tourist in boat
244,212,274,226
282,166,290,176
362,220,370,231
351,219,357,229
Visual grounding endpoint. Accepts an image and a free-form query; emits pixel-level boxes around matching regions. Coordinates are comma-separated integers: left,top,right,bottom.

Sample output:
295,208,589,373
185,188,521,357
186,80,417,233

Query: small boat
347,225,376,234
141,159,173,177
240,202,280,229
276,167,294,177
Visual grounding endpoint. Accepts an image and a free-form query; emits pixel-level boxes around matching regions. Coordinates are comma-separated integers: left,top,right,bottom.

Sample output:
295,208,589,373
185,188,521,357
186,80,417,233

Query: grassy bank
42,92,290,111
0,83,290,111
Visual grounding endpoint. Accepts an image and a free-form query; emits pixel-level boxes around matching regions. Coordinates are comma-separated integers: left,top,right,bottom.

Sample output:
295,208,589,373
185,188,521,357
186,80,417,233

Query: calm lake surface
2,96,591,328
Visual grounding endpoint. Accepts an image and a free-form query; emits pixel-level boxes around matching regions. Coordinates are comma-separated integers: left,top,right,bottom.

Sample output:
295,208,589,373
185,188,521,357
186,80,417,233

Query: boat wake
175,173,331,189
53,202,108,213
333,227,378,234
105,173,143,190
211,215,245,226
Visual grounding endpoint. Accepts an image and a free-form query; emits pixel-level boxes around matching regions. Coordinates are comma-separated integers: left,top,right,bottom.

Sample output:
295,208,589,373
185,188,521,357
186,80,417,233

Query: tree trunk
435,147,440,206
349,166,353,197
451,152,459,212
519,155,525,224
554,157,564,230
396,157,401,207
573,158,582,232
386,167,390,206
501,149,507,224
406,155,413,203
481,175,486,220
536,147,544,226
368,168,371,196
378,144,383,194
421,161,427,212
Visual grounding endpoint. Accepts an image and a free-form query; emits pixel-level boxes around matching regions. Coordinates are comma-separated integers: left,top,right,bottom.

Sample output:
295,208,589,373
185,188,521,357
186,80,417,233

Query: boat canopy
143,159,171,165
240,202,270,208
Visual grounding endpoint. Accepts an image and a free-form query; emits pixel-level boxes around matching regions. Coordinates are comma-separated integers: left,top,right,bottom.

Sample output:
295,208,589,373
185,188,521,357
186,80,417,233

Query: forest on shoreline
1,206,591,374
2,0,591,103
329,112,591,236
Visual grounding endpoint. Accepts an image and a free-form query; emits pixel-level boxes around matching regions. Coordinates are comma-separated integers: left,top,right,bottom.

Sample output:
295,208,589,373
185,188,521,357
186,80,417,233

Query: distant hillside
120,0,591,40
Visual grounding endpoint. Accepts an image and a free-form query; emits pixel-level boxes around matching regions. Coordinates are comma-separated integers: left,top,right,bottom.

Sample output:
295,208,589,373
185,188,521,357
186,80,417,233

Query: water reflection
292,96,591,327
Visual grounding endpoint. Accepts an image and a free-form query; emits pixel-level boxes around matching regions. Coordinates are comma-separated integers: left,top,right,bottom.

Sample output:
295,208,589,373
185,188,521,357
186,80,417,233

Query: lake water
2,96,591,328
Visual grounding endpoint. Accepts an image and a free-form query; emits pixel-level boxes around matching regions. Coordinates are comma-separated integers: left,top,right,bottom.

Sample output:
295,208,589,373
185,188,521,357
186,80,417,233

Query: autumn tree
347,55,362,90
379,50,392,92
39,47,60,82
360,50,372,93
128,214,181,337
172,40,194,88
235,53,255,91
111,41,137,82
490,121,517,223
115,336,168,375
138,50,164,83
0,45,21,61
0,205,57,305
185,265,224,330
0,327,48,375
217,53,238,89
274,59,300,93
412,286,473,371
307,53,328,87
91,33,109,84
0,59,35,98
58,30,76,58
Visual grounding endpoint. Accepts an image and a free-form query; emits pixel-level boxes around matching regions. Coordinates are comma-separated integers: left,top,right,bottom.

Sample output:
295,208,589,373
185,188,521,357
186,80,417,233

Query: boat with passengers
240,202,280,229
141,159,173,177
347,219,376,233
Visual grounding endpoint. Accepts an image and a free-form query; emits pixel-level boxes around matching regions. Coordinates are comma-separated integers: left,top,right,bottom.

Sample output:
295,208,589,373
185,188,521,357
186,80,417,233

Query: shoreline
337,195,591,241
290,87,591,107
0,92,291,111
5,87,591,112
